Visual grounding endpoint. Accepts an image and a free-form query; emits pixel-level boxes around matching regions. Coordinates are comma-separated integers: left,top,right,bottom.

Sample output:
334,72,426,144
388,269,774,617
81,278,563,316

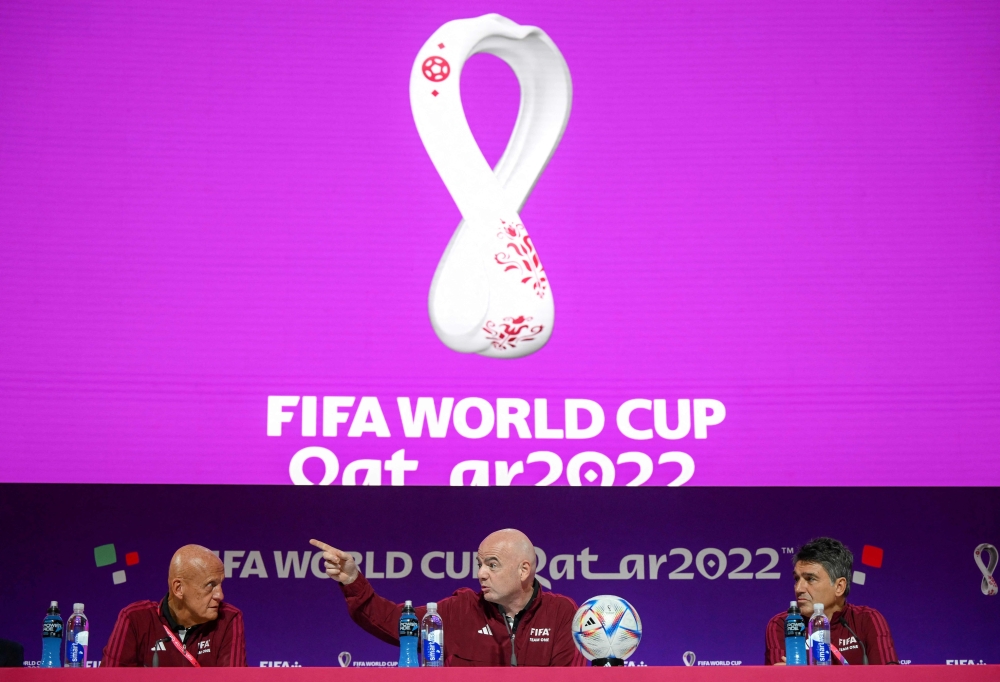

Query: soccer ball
421,56,450,82
571,595,642,661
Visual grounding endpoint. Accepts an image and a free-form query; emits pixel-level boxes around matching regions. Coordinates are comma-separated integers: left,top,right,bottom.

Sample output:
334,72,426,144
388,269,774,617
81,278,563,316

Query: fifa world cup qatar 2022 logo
410,14,572,359
975,543,997,596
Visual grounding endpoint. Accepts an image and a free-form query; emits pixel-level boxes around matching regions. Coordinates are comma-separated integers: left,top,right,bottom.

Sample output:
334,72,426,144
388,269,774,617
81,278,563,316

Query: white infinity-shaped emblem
974,543,998,596
410,14,572,358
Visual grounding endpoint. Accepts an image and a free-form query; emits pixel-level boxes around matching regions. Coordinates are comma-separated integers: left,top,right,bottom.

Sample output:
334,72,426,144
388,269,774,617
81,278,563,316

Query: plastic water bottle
65,603,89,667
808,603,831,665
784,601,807,665
41,601,63,668
398,600,419,668
421,602,444,667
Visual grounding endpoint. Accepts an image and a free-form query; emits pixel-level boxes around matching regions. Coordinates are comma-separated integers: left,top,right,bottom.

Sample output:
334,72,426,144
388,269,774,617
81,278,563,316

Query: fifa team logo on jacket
528,627,551,642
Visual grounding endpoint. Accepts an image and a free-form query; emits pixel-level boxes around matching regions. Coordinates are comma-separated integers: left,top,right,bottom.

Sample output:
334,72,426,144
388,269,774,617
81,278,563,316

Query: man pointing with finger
310,529,585,667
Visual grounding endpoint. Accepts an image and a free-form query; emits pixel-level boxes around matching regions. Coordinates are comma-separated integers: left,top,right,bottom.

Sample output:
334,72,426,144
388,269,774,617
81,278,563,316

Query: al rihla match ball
571,595,642,661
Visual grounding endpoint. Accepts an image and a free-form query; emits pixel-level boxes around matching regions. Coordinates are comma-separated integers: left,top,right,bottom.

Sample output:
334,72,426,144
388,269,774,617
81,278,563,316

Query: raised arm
309,539,426,646
309,539,360,584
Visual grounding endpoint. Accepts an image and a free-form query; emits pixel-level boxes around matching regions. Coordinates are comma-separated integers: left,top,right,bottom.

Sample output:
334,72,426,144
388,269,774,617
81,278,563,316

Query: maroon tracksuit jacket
765,602,898,665
341,573,586,666
102,597,246,667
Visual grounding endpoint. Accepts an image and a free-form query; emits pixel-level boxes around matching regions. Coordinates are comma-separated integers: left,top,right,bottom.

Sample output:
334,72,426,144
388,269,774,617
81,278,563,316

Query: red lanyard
160,624,201,667
155,605,202,669
830,642,849,665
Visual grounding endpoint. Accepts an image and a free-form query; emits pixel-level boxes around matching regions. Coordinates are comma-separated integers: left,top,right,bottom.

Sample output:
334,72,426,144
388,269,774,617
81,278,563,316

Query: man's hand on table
309,539,359,585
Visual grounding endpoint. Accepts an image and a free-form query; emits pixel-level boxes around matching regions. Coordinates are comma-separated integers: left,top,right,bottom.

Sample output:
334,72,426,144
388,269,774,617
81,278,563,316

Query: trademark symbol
782,547,795,554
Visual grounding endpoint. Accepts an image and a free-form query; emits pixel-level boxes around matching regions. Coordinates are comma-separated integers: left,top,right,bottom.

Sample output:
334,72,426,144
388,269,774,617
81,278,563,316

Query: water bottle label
399,620,419,638
423,632,443,662
810,632,831,663
42,621,63,638
76,632,89,646
68,642,85,663
784,619,805,637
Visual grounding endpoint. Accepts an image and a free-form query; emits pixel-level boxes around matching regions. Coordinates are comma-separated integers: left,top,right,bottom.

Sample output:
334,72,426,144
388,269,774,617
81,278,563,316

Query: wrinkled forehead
477,538,510,562
184,555,225,583
793,561,831,581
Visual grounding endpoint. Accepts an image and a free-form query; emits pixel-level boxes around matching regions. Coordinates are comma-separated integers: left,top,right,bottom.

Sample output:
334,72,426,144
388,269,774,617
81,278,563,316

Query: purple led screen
0,485,997,666
1,1,998,485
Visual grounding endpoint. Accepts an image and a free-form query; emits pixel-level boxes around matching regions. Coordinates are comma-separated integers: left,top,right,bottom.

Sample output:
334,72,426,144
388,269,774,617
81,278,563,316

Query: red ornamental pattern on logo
483,316,544,351
495,220,548,298
422,56,450,82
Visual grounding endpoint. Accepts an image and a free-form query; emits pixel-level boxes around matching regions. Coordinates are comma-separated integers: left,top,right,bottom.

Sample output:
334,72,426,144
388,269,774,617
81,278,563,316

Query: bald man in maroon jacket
102,545,246,667
311,529,585,667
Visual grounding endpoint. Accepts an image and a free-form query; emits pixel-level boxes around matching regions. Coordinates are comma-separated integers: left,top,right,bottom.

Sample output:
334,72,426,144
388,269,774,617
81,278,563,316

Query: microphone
151,637,171,667
839,616,868,665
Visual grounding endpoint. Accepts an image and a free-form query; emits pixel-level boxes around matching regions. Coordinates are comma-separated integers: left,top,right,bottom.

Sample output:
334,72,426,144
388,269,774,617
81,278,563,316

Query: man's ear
170,578,184,600
834,577,848,597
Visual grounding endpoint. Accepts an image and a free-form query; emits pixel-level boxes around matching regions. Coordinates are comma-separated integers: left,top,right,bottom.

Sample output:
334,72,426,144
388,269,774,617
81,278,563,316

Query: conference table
2,667,997,680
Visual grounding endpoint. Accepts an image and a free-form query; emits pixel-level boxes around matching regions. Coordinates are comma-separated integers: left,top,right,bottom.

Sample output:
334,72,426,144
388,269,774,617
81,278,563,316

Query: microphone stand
839,617,868,665
151,637,171,667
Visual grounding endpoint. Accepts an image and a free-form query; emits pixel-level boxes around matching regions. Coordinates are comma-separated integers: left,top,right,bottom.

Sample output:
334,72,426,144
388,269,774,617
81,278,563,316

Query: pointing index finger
309,538,336,553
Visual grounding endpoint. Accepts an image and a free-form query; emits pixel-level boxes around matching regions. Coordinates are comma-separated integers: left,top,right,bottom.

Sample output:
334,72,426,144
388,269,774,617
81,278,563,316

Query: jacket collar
160,595,202,636
829,601,854,627
486,579,541,627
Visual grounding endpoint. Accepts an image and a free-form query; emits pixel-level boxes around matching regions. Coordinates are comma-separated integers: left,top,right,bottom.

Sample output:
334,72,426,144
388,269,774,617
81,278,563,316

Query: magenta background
1,0,998,485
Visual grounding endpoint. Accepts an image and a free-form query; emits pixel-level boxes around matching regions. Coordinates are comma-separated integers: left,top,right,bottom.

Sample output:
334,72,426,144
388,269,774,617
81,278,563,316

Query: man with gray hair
765,537,897,665
311,529,585,666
